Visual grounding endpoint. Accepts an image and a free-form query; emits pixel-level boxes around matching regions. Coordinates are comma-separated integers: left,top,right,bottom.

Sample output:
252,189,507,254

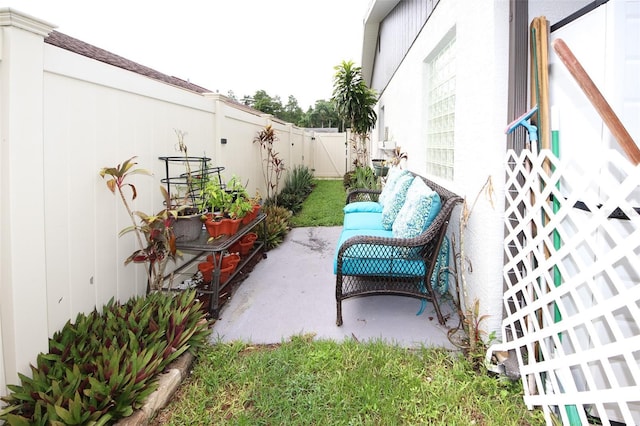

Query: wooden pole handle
552,38,640,165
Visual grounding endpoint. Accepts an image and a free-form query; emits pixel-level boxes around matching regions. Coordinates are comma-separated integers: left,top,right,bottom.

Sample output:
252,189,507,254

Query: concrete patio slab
211,226,458,349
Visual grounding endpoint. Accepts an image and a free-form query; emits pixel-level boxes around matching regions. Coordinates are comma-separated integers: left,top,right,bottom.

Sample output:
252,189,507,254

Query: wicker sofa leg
431,295,446,325
336,273,344,326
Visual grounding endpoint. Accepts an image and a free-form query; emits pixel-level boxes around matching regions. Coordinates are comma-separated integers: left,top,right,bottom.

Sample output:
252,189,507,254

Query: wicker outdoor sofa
333,168,463,326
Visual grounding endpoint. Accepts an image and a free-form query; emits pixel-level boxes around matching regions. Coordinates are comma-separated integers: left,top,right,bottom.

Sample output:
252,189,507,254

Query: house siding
370,0,440,95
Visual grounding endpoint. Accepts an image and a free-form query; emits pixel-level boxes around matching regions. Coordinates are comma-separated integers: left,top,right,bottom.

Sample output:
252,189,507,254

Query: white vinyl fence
499,147,640,425
0,9,346,396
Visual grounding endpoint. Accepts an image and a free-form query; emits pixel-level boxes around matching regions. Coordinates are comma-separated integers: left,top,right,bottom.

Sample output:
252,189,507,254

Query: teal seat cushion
343,201,383,214
381,174,414,230
342,211,384,230
334,232,450,294
333,229,425,276
392,178,442,239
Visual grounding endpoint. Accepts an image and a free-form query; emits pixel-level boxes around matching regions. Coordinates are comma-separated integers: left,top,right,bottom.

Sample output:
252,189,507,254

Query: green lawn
153,336,544,425
289,179,346,227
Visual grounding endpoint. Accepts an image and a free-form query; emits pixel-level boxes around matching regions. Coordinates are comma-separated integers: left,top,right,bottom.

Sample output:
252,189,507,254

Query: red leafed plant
100,157,182,292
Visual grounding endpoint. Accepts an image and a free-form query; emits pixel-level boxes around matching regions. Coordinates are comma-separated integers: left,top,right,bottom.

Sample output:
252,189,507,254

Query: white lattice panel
501,148,640,425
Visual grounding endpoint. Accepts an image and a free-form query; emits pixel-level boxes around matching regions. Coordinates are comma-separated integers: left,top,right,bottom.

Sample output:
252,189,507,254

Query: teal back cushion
392,178,442,239
380,174,414,230
378,168,409,208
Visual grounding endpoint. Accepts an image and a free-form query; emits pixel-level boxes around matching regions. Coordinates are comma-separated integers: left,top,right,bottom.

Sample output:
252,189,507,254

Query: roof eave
361,0,401,85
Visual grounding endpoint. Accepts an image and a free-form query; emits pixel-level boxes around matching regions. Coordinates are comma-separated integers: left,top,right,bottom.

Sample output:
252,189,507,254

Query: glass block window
425,34,456,180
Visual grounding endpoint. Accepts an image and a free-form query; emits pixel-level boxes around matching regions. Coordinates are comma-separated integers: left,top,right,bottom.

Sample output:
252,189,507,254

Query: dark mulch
194,248,266,320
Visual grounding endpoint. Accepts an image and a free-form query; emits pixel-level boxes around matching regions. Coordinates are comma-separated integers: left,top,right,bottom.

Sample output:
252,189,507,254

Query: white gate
499,147,640,425
308,132,349,178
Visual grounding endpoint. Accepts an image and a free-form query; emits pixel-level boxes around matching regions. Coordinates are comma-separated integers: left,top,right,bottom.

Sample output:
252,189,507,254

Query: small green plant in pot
201,176,250,239
225,175,254,220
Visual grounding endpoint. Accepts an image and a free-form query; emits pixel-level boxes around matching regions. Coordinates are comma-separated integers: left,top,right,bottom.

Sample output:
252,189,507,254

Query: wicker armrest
346,188,382,204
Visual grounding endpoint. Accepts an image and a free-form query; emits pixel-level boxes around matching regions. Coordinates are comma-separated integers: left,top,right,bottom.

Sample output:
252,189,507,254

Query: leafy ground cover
0,291,210,425
152,335,544,425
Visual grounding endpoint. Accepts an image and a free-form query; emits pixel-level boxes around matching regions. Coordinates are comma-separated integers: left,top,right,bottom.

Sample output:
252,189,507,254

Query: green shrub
257,205,292,250
0,290,211,425
276,190,304,214
343,170,355,189
283,165,314,196
276,165,315,213
344,166,379,193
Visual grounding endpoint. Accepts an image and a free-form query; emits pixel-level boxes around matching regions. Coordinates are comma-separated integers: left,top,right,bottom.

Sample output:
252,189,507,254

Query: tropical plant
100,157,181,293
0,290,210,424
254,124,286,205
332,60,378,168
256,205,292,250
282,164,314,196
347,166,379,192
275,165,315,213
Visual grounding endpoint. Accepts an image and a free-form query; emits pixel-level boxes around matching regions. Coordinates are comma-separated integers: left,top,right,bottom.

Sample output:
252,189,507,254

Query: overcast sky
6,0,371,110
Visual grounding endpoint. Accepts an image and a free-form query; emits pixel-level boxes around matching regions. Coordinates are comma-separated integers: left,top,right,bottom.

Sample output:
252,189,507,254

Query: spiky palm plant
331,60,378,168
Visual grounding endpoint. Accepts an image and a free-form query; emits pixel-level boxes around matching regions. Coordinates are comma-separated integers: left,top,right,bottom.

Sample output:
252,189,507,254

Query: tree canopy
230,90,339,129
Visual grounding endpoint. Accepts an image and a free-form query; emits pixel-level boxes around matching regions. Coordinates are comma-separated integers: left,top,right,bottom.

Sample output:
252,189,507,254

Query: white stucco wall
371,0,637,341
370,0,511,336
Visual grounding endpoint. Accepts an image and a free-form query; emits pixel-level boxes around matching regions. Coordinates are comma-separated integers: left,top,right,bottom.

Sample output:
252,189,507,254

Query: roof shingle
45,31,212,94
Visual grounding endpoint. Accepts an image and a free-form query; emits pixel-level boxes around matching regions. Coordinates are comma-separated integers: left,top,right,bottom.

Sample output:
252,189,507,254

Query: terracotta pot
205,217,241,238
237,239,254,256
242,232,258,243
221,253,241,269
206,253,222,265
219,264,235,284
241,204,261,225
204,219,225,238
227,218,242,235
198,261,214,283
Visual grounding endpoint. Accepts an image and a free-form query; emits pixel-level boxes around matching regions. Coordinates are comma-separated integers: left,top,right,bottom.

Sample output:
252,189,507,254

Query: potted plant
242,190,263,225
100,157,181,293
202,179,231,218
226,177,252,219
163,130,211,242
371,159,389,177
201,180,235,238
